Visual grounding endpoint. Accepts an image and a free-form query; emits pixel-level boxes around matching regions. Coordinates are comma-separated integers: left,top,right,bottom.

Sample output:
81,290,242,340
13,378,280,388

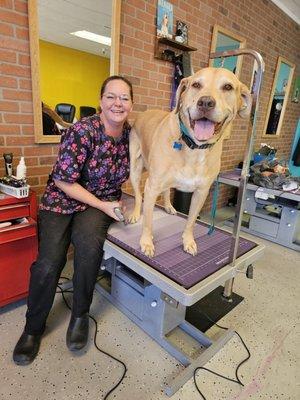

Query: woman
13,76,133,365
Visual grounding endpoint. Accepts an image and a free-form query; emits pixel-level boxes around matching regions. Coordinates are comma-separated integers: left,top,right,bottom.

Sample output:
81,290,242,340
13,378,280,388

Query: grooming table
95,196,264,396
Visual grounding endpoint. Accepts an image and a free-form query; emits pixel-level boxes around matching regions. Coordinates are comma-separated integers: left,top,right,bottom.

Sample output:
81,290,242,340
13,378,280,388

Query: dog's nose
197,96,216,110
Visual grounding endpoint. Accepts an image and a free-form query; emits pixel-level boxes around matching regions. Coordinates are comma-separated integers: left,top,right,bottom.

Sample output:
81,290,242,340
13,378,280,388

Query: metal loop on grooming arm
209,49,265,298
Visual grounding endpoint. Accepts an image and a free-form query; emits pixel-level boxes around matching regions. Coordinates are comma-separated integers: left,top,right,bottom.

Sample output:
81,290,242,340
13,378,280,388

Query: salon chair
80,106,96,119
55,103,76,123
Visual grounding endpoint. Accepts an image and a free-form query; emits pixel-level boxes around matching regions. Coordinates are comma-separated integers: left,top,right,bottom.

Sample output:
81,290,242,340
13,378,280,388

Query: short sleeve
52,122,92,184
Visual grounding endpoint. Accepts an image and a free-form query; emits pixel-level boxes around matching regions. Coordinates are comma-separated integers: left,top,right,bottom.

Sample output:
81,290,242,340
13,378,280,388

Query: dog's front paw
165,204,177,215
126,211,141,224
183,236,198,256
140,236,155,258
183,240,198,255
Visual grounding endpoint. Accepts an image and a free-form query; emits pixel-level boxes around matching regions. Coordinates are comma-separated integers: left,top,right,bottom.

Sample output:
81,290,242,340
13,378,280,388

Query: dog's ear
174,78,188,114
238,83,252,118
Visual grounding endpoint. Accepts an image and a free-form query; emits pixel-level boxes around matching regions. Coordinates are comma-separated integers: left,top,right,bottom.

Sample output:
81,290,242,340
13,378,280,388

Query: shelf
155,36,197,62
157,37,197,52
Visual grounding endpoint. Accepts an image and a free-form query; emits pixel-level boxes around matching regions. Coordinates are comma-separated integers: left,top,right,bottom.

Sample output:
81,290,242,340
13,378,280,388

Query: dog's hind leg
127,129,144,224
163,189,177,215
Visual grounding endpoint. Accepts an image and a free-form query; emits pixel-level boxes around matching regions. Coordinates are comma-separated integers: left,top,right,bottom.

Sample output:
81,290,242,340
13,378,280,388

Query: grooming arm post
209,49,265,298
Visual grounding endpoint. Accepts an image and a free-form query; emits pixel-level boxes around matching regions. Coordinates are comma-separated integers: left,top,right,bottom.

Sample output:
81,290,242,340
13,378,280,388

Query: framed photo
156,0,173,39
175,20,188,44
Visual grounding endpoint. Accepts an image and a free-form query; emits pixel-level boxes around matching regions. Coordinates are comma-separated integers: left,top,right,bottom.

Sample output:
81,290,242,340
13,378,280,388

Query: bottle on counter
16,156,27,180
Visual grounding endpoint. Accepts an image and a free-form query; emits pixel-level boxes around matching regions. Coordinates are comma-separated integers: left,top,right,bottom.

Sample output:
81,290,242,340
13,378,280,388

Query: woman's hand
100,201,124,221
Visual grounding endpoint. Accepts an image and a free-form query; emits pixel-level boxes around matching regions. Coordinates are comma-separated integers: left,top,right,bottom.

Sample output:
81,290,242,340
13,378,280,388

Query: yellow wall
39,40,110,119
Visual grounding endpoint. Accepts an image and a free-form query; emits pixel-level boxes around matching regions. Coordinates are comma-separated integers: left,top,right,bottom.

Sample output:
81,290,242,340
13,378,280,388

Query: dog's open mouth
189,117,222,141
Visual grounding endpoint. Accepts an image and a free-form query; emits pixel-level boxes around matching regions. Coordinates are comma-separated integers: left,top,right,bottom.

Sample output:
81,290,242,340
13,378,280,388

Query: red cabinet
0,191,38,307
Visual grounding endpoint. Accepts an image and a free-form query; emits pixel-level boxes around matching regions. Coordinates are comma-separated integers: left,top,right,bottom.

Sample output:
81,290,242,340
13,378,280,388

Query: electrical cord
56,276,127,400
57,277,251,400
193,311,251,400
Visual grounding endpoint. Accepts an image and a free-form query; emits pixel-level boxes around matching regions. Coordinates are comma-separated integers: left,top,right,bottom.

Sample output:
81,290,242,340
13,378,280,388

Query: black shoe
13,332,42,365
66,313,89,351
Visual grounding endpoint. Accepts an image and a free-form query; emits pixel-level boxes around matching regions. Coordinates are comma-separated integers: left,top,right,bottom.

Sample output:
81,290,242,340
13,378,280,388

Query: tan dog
128,67,251,257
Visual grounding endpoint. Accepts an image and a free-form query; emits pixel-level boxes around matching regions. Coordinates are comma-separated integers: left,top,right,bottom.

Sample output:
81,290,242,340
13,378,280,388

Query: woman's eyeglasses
102,93,131,104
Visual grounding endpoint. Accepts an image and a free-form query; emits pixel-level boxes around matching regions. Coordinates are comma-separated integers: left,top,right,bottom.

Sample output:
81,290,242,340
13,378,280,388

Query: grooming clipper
113,207,125,222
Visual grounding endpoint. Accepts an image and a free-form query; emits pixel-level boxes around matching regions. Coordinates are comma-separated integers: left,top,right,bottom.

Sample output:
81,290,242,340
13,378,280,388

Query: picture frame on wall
156,0,173,39
175,20,188,44
263,56,295,136
209,25,246,75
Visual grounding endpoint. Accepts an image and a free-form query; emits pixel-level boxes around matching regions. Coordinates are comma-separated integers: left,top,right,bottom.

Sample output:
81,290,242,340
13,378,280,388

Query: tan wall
0,0,299,208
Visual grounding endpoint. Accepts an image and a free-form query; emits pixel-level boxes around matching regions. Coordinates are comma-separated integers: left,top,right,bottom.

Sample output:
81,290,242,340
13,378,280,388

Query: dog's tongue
194,119,215,140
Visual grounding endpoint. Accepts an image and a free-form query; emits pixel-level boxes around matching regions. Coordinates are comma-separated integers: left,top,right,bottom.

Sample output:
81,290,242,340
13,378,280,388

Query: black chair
42,112,61,135
55,103,76,123
80,106,96,119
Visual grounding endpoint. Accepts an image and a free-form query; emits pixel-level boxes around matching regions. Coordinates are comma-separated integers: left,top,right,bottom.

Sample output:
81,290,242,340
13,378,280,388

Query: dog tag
173,141,182,150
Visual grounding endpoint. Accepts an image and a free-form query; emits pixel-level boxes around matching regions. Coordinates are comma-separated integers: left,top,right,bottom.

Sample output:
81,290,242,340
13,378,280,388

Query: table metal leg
222,278,234,301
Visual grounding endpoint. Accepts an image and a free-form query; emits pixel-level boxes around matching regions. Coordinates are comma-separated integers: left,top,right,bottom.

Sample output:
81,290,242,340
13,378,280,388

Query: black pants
24,207,113,335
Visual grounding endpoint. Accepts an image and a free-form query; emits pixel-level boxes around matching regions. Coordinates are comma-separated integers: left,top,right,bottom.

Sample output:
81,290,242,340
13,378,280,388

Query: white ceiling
38,0,300,59
271,0,300,25
38,0,112,58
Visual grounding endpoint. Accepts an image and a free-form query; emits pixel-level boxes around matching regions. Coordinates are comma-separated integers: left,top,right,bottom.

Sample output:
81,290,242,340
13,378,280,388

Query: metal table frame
209,49,265,298
93,226,264,396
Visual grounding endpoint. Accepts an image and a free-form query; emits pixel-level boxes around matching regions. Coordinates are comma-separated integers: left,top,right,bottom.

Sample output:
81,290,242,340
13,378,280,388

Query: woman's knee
71,230,106,254
30,255,66,282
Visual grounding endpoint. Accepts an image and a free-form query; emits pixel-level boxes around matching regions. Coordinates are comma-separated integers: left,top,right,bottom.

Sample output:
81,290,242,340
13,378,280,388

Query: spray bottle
16,156,27,180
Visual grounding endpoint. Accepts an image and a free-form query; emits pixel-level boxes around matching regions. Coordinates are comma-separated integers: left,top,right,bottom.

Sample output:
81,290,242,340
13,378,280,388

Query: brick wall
0,0,299,210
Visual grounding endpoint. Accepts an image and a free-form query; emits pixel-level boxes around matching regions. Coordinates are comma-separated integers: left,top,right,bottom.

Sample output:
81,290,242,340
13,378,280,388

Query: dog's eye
223,84,233,91
192,82,202,89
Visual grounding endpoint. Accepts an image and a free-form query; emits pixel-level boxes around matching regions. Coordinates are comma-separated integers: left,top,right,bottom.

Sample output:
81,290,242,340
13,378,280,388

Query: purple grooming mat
107,195,256,289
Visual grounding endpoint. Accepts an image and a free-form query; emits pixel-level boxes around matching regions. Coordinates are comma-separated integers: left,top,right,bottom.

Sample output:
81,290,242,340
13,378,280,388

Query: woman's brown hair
100,75,133,101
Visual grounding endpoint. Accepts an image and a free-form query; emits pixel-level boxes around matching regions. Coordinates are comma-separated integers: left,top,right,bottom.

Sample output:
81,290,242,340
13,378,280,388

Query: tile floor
0,211,299,400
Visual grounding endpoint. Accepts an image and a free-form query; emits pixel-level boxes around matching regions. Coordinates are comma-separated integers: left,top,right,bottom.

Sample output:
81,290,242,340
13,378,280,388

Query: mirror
28,0,121,144
209,25,246,76
263,57,295,136
209,25,246,139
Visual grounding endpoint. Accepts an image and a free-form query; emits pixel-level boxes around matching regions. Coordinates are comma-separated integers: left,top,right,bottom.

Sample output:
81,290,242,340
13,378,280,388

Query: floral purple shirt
40,114,130,214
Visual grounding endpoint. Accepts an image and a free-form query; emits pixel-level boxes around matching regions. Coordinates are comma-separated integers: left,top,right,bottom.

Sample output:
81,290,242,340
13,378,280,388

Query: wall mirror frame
28,0,121,144
209,25,246,76
263,56,295,137
209,25,246,139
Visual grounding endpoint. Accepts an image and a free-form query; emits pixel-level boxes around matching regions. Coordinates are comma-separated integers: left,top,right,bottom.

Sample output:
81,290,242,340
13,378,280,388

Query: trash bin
173,189,192,215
